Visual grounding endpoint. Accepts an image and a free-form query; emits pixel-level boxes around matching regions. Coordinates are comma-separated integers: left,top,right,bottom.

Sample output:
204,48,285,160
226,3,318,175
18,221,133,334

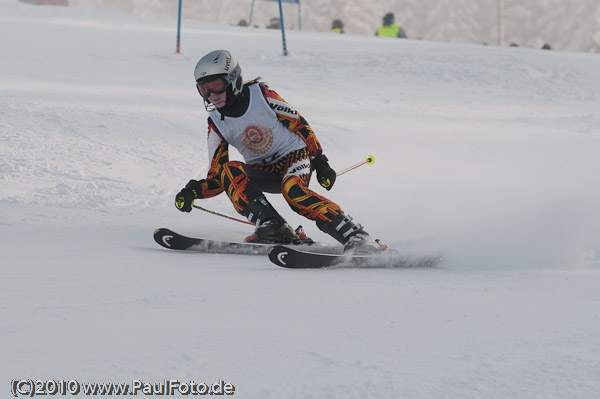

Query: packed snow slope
2,1,600,398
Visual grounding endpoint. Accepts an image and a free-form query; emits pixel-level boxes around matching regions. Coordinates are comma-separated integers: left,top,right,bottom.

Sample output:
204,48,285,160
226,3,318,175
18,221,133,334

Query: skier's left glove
312,154,336,191
174,180,202,212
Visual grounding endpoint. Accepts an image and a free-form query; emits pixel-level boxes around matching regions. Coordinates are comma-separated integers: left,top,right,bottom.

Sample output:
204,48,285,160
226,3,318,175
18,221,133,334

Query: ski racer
174,50,385,253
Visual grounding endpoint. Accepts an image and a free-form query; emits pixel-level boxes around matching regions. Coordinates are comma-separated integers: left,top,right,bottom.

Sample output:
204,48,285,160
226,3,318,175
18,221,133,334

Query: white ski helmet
194,50,243,103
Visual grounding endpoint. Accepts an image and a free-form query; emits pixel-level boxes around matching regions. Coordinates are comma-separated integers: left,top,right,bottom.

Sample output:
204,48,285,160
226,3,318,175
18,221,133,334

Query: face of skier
207,91,227,109
197,76,228,109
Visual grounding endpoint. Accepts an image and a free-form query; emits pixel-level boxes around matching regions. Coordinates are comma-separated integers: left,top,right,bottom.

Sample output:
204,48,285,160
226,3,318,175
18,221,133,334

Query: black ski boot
316,213,387,254
243,196,299,244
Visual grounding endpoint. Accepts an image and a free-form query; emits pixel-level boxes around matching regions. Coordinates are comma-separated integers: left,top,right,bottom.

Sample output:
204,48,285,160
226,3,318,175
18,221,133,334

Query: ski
153,228,328,256
268,245,441,269
155,228,441,268
154,228,273,255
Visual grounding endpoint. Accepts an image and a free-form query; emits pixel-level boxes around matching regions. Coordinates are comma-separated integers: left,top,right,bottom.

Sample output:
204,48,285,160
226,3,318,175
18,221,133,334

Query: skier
174,50,385,253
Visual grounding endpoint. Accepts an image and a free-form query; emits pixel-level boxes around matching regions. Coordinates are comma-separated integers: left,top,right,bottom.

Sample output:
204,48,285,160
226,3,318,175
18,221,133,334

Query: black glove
312,154,336,191
174,180,202,212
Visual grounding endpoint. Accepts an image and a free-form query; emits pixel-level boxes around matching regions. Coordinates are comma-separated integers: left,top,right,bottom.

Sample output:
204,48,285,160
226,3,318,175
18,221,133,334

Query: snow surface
2,1,600,398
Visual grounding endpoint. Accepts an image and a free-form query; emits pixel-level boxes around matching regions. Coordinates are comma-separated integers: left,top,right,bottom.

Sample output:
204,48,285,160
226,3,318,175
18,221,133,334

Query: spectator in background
376,12,407,38
331,19,344,34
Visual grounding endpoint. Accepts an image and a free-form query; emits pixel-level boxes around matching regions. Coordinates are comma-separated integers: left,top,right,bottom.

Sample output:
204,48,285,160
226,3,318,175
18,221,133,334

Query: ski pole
336,154,375,176
192,204,254,226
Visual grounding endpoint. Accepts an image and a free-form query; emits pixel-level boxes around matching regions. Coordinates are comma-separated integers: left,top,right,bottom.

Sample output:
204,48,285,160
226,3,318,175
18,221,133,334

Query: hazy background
69,0,600,52
3,1,600,397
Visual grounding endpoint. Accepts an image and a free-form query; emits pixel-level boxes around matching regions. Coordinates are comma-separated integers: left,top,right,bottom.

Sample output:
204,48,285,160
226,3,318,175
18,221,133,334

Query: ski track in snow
1,2,600,398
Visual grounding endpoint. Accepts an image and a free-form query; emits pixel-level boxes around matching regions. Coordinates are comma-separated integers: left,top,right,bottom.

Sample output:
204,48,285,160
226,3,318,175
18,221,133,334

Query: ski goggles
196,77,227,99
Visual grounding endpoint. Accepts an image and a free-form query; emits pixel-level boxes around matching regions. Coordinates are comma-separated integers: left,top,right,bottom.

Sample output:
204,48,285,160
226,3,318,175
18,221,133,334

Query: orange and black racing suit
190,82,343,227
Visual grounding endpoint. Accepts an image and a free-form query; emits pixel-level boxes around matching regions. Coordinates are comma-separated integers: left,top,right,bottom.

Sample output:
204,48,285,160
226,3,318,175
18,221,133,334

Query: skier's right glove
174,180,202,212
174,188,194,212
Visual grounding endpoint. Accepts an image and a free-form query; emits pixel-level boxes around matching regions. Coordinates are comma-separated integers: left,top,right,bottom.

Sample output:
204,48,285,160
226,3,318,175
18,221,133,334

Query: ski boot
243,196,299,244
343,233,388,254
317,213,387,254
294,225,314,244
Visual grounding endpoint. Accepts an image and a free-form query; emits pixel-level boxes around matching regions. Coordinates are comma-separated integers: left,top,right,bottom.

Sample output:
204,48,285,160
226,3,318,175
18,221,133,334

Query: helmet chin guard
194,50,243,109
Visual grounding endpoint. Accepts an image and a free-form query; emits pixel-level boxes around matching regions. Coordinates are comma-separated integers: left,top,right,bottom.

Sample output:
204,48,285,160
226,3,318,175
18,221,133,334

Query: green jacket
377,24,406,38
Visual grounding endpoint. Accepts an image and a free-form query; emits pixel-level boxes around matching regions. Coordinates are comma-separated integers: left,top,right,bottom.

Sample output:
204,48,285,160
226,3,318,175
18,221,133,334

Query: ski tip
268,245,289,267
268,245,339,269
153,228,180,249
